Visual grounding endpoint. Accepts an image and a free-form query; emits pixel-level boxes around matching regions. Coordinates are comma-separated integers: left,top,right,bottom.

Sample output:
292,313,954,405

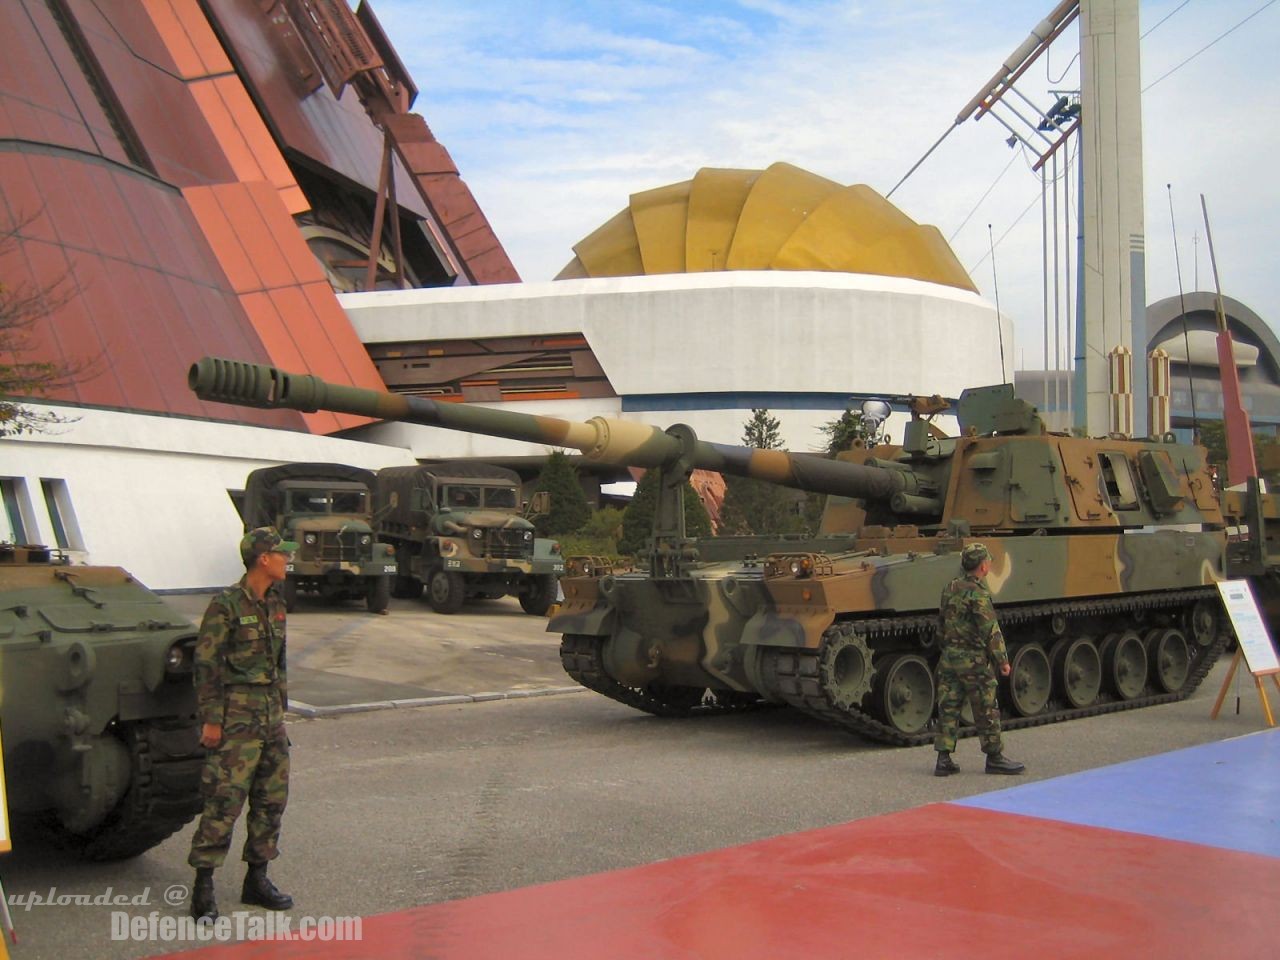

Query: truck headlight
304,533,318,545
360,534,372,546
165,641,193,674
523,531,533,541
471,528,484,540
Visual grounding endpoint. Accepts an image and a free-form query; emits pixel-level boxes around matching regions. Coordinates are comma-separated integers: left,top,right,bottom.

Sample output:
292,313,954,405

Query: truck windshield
441,486,482,508
286,490,368,514
331,491,367,513
439,485,518,509
484,487,517,509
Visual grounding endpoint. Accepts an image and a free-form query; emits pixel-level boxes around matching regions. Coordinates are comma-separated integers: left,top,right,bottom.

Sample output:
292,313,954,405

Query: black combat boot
985,753,1026,775
241,862,294,910
190,867,218,922
934,752,960,776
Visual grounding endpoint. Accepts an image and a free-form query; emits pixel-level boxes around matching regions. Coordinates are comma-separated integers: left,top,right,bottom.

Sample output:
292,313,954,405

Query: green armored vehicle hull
190,359,1232,744
555,527,1225,743
0,545,203,858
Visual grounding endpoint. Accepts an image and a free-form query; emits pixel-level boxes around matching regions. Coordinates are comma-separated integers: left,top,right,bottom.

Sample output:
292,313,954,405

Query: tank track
76,719,204,861
762,587,1227,747
560,633,765,718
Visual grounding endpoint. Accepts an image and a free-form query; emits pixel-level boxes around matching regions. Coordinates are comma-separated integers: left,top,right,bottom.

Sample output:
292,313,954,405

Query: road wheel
1100,630,1147,700
366,575,391,613
1146,628,1190,693
1051,636,1102,709
282,577,298,612
1005,643,1051,716
870,653,934,735
519,574,558,615
428,569,465,614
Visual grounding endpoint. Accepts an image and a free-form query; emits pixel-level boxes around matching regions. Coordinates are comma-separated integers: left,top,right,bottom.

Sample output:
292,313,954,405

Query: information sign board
1215,579,1280,675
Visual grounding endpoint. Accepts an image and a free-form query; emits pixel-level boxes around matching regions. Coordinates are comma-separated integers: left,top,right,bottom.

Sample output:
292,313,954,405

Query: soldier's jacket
193,577,288,726
936,574,1009,671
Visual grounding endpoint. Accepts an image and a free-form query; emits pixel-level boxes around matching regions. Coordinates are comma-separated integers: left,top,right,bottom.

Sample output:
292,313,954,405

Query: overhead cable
1145,0,1277,91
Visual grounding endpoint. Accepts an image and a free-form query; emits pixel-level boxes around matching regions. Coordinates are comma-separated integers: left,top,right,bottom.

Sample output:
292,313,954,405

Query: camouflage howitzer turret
0,545,203,859
190,358,1232,745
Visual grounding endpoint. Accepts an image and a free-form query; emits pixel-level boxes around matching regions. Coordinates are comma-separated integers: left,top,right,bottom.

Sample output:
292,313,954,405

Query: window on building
1,477,34,543
40,478,83,550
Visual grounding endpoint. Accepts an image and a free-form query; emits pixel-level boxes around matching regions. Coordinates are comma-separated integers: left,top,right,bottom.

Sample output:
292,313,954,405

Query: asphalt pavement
3,595,1273,960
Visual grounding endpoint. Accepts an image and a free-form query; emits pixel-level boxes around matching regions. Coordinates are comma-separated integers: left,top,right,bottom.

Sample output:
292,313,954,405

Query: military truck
0,544,203,859
242,462,397,613
190,357,1232,745
376,463,563,615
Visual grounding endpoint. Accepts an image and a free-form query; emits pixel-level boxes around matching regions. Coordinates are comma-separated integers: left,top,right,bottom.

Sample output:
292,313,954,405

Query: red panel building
0,0,517,434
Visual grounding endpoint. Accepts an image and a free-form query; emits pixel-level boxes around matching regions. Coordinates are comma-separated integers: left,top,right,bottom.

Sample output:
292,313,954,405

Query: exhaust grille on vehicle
312,530,366,562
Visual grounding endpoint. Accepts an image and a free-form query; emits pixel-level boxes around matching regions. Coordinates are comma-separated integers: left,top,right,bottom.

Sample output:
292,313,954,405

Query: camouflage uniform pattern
933,572,1010,756
187,578,289,868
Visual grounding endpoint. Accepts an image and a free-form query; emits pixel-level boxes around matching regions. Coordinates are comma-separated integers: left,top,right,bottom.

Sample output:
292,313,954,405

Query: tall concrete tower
1076,0,1146,436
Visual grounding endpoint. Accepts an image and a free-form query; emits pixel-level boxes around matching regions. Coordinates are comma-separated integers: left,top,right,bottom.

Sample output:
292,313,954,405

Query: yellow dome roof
556,161,976,293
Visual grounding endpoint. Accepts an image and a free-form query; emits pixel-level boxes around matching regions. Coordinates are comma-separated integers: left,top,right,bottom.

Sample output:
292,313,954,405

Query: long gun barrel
190,357,930,504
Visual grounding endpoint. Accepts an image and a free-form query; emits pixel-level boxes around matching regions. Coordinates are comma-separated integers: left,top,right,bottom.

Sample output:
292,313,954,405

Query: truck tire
428,569,466,614
366,575,391,613
282,577,299,612
519,574,558,616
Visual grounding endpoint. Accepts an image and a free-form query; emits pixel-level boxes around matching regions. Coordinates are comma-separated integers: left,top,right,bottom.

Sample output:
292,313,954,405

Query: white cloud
374,0,1280,372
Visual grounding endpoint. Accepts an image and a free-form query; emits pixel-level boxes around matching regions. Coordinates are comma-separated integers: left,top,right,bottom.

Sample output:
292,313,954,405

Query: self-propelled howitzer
191,358,1231,745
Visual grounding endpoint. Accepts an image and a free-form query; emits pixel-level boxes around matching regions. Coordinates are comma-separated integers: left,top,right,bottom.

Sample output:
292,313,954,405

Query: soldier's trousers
933,648,1003,755
188,686,289,869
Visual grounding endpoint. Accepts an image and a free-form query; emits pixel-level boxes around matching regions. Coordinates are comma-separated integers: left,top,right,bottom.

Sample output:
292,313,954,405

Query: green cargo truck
376,463,563,614
243,462,397,613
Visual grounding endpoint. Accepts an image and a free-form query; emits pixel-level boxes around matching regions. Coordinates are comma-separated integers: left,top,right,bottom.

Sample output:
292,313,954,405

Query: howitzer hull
552,528,1229,744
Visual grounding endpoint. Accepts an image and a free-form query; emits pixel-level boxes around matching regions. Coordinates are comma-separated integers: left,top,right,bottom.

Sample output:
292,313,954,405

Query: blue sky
371,1,1278,372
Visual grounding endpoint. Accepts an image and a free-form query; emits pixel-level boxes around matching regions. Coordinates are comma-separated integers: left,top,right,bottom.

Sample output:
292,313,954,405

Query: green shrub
529,451,590,537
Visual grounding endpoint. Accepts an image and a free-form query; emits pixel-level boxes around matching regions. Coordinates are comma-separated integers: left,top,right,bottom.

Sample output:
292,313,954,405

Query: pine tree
529,451,590,537
819,407,865,455
719,408,808,535
742,407,783,449
618,470,712,556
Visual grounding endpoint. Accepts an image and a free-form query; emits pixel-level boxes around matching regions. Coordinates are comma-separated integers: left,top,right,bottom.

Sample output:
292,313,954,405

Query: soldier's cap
961,542,991,571
240,527,299,563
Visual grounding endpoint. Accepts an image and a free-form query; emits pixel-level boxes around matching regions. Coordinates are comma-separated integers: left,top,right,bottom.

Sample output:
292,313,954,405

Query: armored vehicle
0,544,203,858
376,463,563,615
191,358,1232,744
243,462,397,613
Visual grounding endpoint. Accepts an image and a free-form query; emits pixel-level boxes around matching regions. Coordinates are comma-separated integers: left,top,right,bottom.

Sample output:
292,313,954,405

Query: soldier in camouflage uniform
188,527,298,921
933,543,1025,777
